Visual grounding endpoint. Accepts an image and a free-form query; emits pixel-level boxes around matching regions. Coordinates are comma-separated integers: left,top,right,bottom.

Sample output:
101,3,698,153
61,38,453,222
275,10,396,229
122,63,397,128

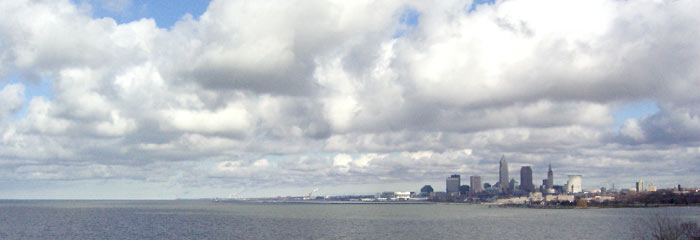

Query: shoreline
495,203,700,209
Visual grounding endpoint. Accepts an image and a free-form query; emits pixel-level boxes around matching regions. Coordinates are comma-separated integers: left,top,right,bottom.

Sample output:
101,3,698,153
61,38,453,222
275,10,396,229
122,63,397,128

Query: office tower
541,179,547,192
636,180,645,192
520,166,535,193
509,179,518,192
546,164,554,189
499,155,508,193
566,175,582,193
470,176,483,193
446,174,460,193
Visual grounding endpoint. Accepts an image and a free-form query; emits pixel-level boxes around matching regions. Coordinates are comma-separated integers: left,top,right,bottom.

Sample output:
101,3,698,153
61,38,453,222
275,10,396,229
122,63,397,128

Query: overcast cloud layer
1,0,699,199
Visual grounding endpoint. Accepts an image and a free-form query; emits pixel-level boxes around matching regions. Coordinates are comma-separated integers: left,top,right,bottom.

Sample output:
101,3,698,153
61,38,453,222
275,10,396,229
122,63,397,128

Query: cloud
1,0,700,198
0,83,24,121
618,103,700,144
160,104,250,135
164,0,405,95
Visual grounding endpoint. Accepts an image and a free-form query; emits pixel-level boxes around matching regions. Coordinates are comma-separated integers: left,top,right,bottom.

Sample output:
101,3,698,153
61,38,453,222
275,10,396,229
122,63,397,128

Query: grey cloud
162,0,405,95
617,103,700,144
0,83,24,121
1,0,700,197
394,0,700,107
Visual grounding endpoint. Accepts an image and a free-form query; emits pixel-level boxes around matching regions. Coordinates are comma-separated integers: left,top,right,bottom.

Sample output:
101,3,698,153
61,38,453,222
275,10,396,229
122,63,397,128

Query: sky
0,0,699,199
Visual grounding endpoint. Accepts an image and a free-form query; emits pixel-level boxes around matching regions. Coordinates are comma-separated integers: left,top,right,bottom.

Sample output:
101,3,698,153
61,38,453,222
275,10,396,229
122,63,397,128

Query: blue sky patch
612,100,659,130
393,7,420,38
3,72,53,121
469,0,496,12
75,0,211,29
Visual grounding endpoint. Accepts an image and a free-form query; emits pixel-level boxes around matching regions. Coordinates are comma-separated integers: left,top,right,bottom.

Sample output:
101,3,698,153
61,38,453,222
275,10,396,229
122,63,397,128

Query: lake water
1,200,699,239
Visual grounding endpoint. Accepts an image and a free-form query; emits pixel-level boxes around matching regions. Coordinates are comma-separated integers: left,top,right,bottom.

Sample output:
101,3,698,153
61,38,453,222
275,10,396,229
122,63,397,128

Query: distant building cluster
404,155,696,205
270,154,699,206
420,155,586,203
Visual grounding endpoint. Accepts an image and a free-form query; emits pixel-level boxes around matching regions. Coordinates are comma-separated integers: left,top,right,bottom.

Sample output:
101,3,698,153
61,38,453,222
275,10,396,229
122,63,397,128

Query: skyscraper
546,164,554,189
636,180,645,192
446,174,460,193
470,176,483,194
499,155,508,193
520,166,535,193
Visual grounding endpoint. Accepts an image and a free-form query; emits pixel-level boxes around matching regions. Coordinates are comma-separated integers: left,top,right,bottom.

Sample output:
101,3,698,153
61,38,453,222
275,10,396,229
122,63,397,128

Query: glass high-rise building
446,174,460,193
470,176,483,193
546,164,554,189
499,155,508,193
636,180,645,192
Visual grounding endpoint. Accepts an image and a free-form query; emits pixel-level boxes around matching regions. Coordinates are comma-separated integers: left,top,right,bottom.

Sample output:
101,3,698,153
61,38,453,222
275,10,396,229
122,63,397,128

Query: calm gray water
1,200,699,240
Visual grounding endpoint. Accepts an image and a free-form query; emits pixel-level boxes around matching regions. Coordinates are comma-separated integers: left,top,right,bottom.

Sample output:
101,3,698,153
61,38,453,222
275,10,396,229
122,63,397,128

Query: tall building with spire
499,155,508,193
546,164,554,189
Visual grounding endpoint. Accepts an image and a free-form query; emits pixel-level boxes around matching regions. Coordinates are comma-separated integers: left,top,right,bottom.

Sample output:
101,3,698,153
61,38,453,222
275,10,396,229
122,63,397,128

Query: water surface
1,200,698,239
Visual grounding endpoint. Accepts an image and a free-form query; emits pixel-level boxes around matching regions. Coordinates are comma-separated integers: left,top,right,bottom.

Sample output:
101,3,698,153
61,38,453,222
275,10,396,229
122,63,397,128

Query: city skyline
1,0,700,199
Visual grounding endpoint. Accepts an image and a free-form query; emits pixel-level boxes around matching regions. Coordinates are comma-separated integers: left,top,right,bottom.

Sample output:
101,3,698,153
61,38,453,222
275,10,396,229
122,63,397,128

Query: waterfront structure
499,155,509,193
470,176,483,193
493,197,529,205
565,175,583,193
520,166,535,193
380,192,395,199
546,164,554,189
580,195,615,203
528,192,543,202
446,174,460,193
429,191,447,201
545,194,575,203
395,192,411,200
636,180,645,192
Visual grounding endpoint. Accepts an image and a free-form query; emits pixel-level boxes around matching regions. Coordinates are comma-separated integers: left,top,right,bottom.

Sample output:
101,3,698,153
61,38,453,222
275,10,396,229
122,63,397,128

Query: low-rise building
647,184,657,192
528,192,543,202
582,196,615,203
545,194,574,203
493,197,529,205
430,191,447,201
395,192,411,200
380,192,395,199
